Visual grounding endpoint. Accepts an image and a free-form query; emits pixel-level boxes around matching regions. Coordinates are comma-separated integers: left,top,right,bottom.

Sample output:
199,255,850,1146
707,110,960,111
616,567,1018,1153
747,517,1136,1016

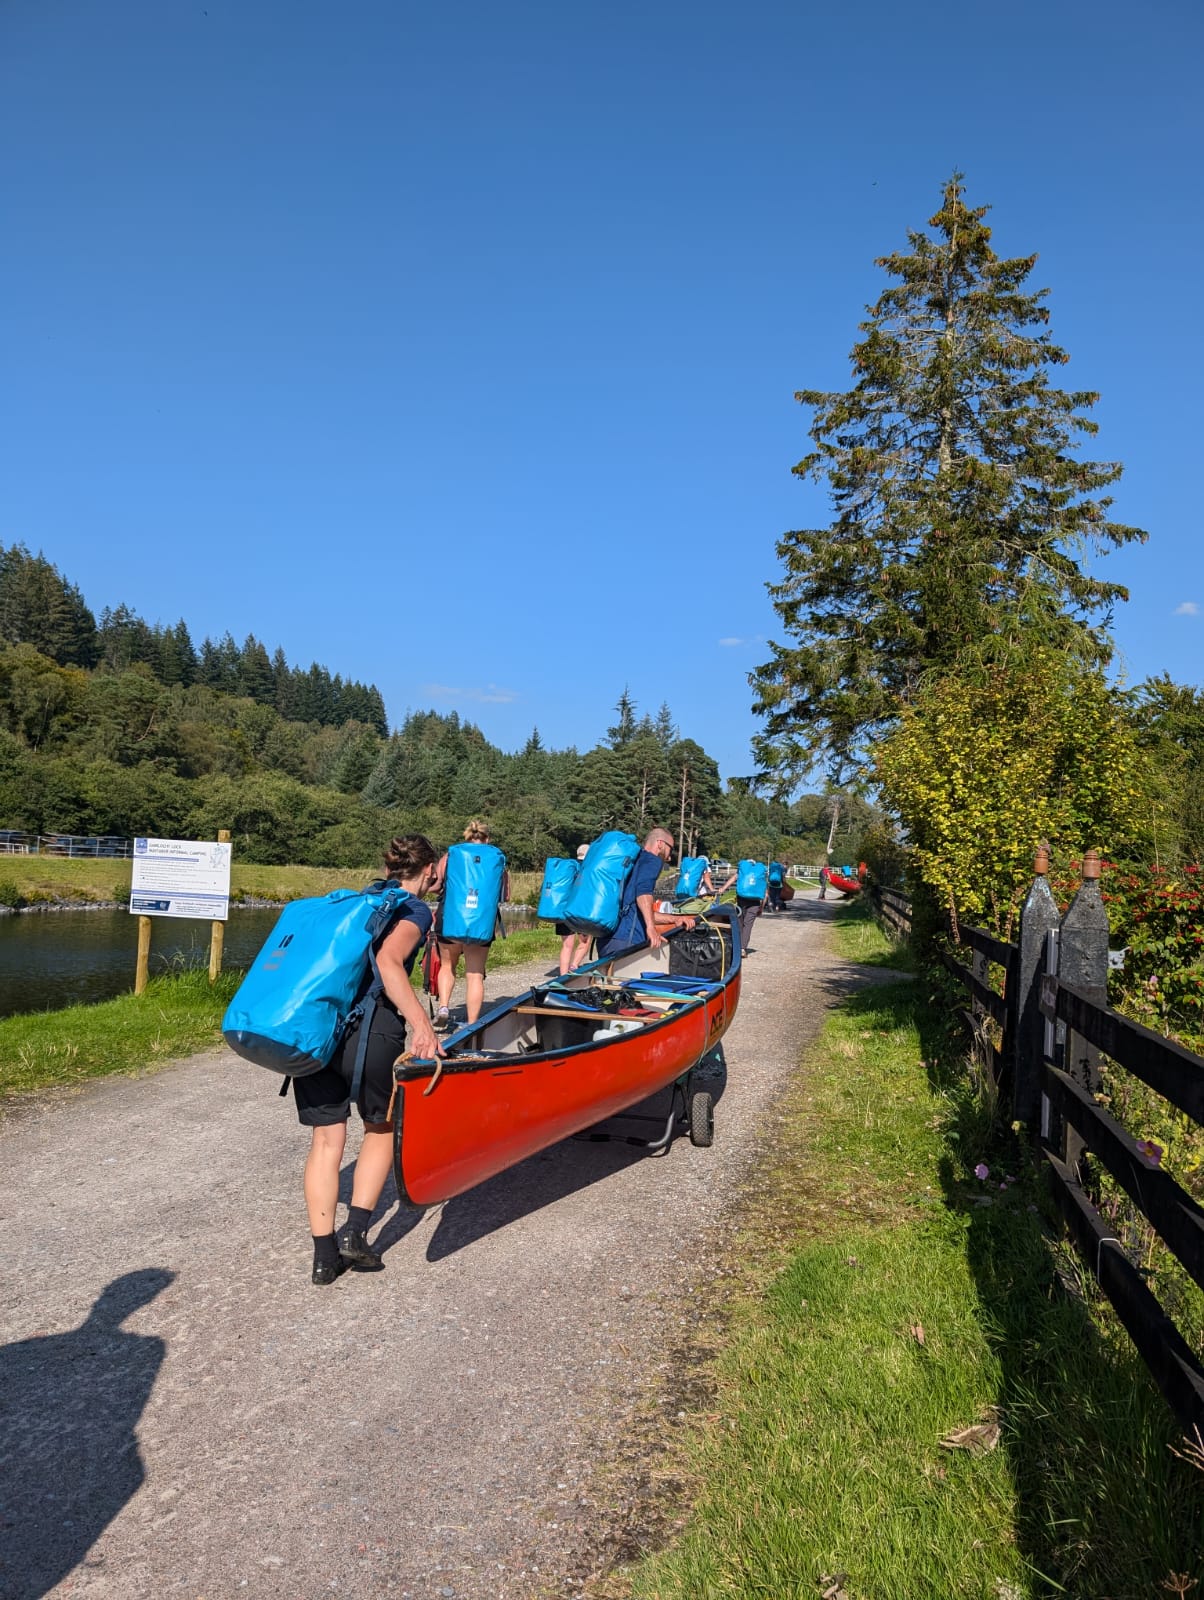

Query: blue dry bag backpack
537,857,579,920
564,831,640,936
675,856,706,896
222,884,426,1093
440,841,506,943
768,861,784,886
737,860,768,898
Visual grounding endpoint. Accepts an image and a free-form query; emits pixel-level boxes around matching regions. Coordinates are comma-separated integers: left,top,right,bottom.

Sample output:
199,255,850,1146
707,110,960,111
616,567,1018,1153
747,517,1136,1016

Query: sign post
129,836,233,996
208,829,232,983
135,915,153,996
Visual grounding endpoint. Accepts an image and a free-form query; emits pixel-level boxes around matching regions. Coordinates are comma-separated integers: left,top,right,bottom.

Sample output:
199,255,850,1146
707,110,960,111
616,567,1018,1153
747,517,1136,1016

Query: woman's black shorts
292,1005,406,1128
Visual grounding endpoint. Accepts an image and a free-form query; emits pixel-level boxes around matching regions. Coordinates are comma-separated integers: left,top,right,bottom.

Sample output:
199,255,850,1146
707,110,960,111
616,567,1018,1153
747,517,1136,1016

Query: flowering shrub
1043,861,1204,1048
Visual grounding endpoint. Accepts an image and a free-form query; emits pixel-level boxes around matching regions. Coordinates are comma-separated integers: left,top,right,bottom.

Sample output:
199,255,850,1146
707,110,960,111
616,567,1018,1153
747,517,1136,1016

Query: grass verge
617,978,1203,1600
829,894,914,971
0,966,242,1096
0,927,561,1099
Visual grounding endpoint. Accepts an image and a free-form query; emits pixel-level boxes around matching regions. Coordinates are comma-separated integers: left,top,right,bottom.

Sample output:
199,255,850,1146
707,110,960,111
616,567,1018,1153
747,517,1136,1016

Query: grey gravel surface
0,896,859,1600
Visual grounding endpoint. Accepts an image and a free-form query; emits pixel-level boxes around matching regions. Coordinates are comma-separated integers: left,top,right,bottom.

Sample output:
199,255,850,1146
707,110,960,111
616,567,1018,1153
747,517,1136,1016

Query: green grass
830,895,915,971
0,965,242,1096
622,980,1203,1600
0,857,547,908
436,924,559,973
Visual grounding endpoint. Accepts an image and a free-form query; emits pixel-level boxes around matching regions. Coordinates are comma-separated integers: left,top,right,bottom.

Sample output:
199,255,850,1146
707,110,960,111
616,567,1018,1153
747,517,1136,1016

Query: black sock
346,1205,373,1236
312,1232,340,1270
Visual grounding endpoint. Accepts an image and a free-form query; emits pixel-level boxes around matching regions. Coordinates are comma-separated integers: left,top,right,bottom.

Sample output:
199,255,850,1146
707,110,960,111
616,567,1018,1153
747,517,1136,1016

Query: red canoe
822,864,866,895
392,907,742,1206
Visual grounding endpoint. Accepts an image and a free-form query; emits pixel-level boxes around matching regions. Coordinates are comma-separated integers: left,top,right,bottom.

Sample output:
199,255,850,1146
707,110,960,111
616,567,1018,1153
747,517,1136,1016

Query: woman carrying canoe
295,834,442,1285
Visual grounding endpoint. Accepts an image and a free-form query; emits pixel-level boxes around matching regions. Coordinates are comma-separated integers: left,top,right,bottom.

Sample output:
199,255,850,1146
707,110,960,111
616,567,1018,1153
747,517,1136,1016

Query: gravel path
0,894,859,1600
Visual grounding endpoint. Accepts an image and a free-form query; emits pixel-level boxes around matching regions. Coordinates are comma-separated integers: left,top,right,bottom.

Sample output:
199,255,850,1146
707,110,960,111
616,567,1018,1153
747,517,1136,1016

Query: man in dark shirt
596,826,685,958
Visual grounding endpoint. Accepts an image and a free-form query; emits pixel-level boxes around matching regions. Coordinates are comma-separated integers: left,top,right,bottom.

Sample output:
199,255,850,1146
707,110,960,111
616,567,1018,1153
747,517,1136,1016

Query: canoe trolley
572,1046,723,1154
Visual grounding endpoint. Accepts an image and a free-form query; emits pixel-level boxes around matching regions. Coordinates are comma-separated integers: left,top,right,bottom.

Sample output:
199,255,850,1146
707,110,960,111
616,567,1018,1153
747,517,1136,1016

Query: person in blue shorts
596,827,693,959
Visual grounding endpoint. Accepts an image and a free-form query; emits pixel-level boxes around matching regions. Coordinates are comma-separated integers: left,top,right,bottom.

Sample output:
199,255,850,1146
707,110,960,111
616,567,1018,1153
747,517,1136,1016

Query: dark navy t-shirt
596,848,663,958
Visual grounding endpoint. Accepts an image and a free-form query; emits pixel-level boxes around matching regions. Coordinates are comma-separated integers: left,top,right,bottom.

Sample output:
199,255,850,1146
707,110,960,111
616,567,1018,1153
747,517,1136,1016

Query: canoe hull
394,936,741,1207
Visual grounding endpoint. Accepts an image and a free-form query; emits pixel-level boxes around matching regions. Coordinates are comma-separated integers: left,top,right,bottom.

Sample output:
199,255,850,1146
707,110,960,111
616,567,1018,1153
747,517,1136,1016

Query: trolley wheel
689,1089,715,1148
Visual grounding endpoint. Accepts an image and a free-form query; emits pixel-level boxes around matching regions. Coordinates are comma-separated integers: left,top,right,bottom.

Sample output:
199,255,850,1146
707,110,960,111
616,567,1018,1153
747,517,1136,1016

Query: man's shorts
292,1010,406,1127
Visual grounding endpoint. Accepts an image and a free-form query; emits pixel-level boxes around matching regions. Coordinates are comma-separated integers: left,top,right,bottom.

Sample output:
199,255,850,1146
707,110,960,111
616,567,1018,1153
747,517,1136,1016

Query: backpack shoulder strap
348,889,430,1110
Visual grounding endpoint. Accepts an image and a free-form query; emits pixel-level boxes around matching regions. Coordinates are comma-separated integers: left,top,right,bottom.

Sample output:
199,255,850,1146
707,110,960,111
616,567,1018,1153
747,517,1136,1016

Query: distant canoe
822,866,865,895
392,907,742,1206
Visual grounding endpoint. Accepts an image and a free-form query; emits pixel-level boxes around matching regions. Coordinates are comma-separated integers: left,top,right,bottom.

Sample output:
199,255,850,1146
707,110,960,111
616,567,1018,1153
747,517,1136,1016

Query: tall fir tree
653,701,678,750
753,175,1146,782
0,545,98,667
607,687,637,748
238,635,276,704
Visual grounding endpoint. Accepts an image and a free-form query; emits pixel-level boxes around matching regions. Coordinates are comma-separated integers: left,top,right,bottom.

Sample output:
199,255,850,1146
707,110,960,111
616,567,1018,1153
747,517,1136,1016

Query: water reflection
0,903,538,1019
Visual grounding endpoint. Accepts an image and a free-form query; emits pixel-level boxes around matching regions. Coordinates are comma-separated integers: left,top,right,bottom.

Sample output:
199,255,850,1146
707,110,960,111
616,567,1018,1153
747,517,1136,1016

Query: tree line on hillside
753,174,1203,938
0,544,386,733
0,614,875,869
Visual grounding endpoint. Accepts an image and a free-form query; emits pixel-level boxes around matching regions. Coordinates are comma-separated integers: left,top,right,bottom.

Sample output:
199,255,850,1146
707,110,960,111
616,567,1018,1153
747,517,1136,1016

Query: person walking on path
433,819,510,1031
596,827,693,959
718,858,768,954
767,858,787,912
292,834,441,1285
557,843,593,974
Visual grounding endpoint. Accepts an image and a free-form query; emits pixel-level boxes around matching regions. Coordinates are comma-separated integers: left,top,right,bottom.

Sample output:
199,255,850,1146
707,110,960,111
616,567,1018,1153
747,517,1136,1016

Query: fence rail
870,852,1204,1434
869,884,913,938
0,831,134,858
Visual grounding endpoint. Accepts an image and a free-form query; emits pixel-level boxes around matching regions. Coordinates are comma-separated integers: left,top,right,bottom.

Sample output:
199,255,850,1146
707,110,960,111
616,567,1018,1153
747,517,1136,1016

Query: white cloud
1174,601,1199,616
718,635,763,648
422,682,518,704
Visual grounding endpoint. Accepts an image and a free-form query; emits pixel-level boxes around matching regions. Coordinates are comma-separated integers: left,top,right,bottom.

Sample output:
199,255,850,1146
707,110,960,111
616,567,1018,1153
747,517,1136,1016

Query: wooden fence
869,851,1204,1434
868,884,912,939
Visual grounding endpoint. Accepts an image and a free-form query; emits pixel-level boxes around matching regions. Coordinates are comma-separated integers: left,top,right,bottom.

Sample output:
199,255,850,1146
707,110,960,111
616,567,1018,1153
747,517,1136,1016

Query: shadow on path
0,1269,173,1600
422,1046,731,1261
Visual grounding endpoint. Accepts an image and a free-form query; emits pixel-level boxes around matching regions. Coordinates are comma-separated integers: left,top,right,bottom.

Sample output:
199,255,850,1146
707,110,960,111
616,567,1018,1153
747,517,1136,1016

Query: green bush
0,878,24,910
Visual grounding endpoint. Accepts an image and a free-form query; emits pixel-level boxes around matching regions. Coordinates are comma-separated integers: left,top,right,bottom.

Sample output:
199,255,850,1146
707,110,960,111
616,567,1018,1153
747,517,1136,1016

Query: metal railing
0,831,134,858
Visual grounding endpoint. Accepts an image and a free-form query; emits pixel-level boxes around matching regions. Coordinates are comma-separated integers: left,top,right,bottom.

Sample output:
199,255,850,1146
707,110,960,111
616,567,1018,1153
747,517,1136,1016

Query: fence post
1014,844,1061,1127
1056,847,1110,1176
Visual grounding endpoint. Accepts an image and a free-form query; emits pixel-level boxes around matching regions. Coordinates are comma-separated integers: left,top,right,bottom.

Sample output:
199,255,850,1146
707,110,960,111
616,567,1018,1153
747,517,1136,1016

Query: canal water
0,904,538,1019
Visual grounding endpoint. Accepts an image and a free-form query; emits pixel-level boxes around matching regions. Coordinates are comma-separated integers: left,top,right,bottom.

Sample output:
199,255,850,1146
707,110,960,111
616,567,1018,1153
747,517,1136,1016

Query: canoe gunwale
394,903,742,1083
395,990,706,1082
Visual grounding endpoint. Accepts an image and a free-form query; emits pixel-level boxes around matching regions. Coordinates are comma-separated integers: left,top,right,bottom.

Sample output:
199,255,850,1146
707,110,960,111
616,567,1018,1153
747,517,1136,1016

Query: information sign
130,837,232,921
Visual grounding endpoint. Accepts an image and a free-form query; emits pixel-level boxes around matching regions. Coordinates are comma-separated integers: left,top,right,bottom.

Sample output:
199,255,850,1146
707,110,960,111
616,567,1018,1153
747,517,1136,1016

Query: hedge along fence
873,849,1204,1435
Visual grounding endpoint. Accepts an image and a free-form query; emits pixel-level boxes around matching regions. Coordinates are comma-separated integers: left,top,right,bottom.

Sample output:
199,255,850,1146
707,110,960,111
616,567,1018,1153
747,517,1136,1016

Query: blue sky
2,0,1200,784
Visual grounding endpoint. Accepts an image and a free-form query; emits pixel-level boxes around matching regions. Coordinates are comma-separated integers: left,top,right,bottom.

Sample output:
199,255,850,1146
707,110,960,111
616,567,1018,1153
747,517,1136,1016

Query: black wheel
689,1089,714,1147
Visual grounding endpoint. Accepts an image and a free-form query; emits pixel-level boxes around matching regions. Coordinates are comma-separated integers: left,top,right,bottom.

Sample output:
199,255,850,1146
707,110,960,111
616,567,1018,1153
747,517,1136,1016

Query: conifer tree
171,619,198,685
361,733,407,807
239,635,276,705
753,175,1146,781
0,545,97,667
607,688,637,748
